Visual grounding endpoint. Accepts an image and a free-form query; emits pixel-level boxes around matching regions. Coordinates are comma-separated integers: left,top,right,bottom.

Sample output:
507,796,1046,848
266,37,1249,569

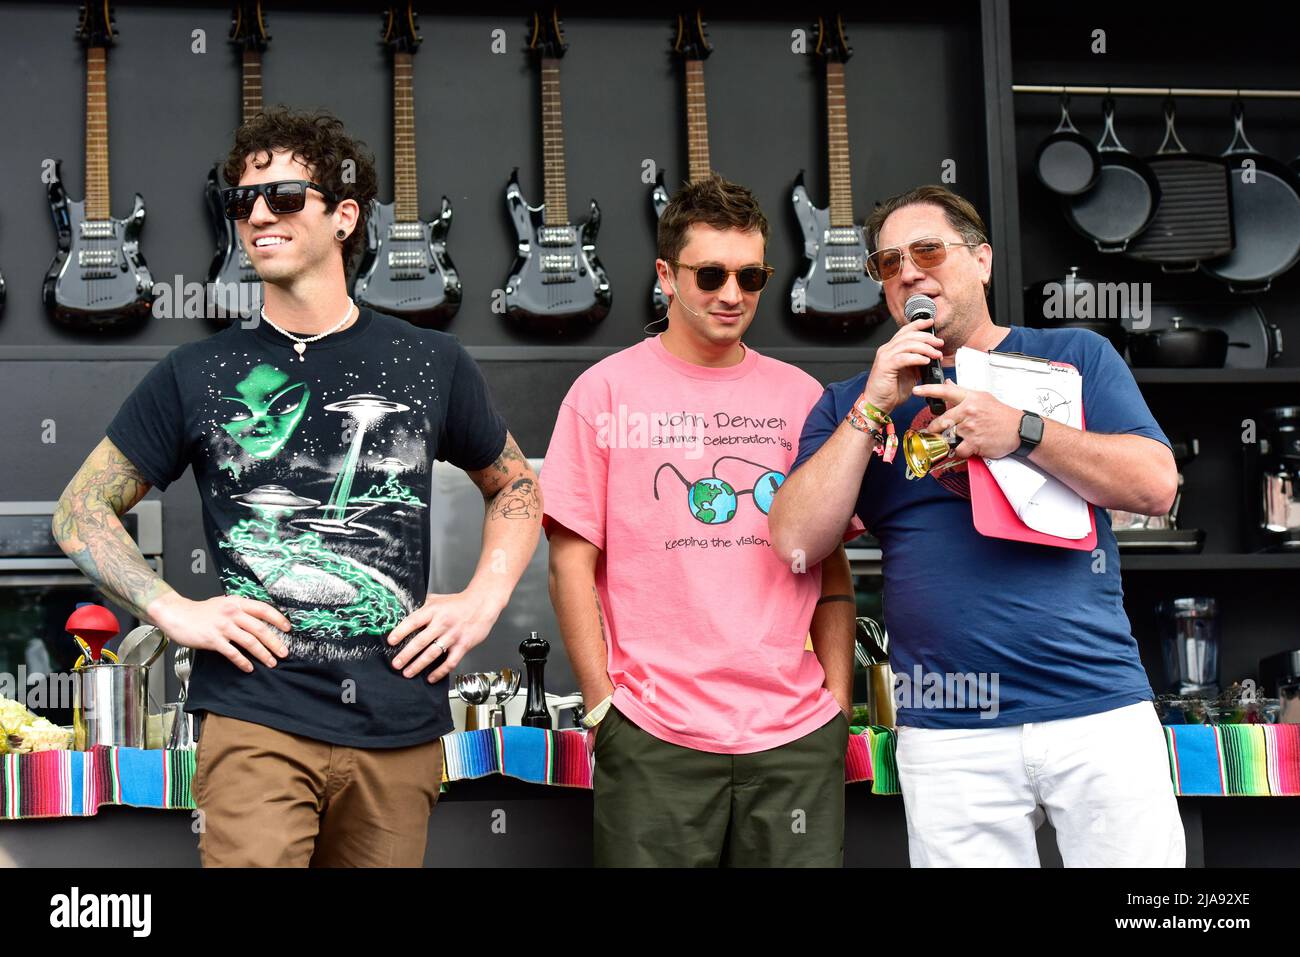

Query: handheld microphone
905,293,946,416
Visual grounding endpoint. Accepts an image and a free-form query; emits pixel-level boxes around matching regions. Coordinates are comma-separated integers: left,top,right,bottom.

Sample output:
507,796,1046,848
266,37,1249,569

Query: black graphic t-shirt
106,307,507,747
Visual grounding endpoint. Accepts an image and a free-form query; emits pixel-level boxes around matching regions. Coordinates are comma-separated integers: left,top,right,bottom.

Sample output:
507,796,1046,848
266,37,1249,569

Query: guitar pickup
387,251,428,268
537,226,577,246
823,255,863,273
78,249,119,268
824,228,860,246
387,222,424,241
79,221,115,239
540,254,576,272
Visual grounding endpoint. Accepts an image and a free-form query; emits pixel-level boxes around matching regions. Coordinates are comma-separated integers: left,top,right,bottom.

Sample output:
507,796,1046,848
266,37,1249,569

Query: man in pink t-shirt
542,174,862,867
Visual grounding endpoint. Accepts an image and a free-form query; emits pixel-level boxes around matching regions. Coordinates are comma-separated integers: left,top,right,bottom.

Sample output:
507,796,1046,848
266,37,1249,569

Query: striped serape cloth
1165,723,1300,796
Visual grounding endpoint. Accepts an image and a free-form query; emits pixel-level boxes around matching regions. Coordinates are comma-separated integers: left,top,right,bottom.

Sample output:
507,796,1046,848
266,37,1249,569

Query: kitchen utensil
855,617,895,728
520,632,552,729
1127,317,1229,367
174,646,193,701
1112,437,1207,552
489,667,521,726
165,701,196,748
1202,102,1300,293
454,672,492,731
1035,94,1100,196
65,603,121,662
1064,98,1160,252
1259,649,1300,723
72,626,168,750
1123,300,1280,369
1157,597,1220,696
1126,100,1234,271
447,688,584,732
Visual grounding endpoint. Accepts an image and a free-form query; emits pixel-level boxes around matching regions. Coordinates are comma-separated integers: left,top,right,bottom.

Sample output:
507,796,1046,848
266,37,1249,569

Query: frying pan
1201,102,1300,294
1036,95,1100,196
1064,98,1160,252
1126,100,1234,271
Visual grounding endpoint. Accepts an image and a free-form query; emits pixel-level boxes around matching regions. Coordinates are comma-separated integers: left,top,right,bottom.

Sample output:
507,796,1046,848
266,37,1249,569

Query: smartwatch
1012,411,1044,459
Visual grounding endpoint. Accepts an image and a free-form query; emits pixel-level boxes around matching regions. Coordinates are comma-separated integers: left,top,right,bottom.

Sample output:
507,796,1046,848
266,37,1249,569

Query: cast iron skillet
1064,98,1160,252
1126,100,1234,271
1036,95,1100,196
1202,102,1300,293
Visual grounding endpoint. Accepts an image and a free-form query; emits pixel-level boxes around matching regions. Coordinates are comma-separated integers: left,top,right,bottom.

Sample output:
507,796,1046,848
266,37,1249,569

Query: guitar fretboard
685,59,711,183
241,48,263,122
393,50,419,222
540,56,569,226
825,61,854,228
85,46,110,221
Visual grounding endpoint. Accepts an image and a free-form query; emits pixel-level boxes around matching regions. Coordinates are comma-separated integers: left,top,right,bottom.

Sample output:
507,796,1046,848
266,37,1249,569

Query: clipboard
964,352,1098,551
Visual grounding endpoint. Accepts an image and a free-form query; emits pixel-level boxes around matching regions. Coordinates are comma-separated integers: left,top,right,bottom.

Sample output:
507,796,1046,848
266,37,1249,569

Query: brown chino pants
190,712,444,867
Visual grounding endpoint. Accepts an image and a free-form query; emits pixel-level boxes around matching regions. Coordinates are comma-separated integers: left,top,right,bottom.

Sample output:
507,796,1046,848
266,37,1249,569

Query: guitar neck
539,56,569,225
241,48,263,123
684,59,710,183
393,50,419,221
825,61,854,228
84,46,110,221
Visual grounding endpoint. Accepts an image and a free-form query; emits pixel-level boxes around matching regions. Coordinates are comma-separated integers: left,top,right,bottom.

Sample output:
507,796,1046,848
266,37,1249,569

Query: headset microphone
669,279,706,318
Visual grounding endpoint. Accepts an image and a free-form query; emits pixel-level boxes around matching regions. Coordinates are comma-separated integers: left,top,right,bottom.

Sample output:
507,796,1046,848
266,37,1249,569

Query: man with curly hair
52,108,541,866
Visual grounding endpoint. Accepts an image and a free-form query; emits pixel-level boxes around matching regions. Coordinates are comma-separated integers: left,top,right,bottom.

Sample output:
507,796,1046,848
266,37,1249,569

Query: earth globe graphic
751,471,785,514
689,477,737,524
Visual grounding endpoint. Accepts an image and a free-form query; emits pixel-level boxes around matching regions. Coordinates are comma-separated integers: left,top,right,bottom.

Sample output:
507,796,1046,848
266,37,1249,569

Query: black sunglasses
221,179,339,220
670,259,775,293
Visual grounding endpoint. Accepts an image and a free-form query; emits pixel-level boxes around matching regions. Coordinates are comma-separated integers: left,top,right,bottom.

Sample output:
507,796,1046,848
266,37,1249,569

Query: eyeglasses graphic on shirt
653,456,786,525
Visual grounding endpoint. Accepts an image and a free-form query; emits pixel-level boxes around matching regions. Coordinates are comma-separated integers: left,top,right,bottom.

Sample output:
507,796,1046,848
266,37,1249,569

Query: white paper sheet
954,347,1091,539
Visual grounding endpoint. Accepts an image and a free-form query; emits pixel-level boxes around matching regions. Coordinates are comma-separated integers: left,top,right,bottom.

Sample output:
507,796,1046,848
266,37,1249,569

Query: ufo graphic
232,484,321,512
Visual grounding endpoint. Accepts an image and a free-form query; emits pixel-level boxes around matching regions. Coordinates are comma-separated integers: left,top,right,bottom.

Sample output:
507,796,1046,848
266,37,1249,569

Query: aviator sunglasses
865,236,982,282
221,179,339,220
669,259,775,293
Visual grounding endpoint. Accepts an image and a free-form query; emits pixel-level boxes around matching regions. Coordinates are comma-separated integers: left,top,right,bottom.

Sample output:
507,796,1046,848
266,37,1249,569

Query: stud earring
336,229,346,240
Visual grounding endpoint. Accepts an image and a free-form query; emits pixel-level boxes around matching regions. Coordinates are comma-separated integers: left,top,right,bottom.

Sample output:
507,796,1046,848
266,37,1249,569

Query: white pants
894,700,1186,867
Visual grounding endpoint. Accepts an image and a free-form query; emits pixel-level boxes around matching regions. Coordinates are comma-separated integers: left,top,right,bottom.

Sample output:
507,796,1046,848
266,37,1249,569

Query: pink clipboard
967,359,1097,551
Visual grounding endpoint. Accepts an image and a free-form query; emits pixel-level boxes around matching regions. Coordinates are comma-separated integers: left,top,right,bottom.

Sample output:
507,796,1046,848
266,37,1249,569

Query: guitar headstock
672,10,712,61
229,1,270,51
813,13,852,63
527,8,567,59
382,2,421,54
75,0,116,48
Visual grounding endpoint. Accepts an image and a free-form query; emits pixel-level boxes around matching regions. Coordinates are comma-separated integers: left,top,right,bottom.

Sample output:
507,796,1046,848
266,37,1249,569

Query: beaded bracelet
846,401,898,463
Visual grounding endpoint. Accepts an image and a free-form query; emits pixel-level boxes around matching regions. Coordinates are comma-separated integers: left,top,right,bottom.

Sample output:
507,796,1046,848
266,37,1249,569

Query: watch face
1022,412,1045,444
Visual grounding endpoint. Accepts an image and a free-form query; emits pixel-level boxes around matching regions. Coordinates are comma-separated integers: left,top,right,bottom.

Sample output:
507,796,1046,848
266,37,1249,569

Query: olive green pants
592,706,849,867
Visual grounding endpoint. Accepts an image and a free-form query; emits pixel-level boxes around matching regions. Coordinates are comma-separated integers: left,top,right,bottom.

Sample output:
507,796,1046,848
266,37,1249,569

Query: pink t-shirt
541,334,861,754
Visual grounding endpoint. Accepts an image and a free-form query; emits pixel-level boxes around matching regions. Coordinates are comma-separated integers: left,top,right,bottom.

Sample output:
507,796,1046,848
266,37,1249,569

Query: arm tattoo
52,439,174,621
487,475,540,520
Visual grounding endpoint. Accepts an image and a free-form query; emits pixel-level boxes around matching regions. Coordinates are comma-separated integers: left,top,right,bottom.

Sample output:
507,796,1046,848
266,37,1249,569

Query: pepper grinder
520,631,551,729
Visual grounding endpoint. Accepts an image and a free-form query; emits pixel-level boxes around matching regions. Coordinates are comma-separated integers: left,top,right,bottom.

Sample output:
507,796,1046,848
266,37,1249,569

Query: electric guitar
650,10,712,319
789,14,883,334
502,8,611,335
203,0,269,324
352,2,462,328
45,1,154,333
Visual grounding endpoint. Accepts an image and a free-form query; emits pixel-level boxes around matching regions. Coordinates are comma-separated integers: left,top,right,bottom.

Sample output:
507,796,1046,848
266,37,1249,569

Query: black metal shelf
1132,368,1300,385
1119,553,1300,571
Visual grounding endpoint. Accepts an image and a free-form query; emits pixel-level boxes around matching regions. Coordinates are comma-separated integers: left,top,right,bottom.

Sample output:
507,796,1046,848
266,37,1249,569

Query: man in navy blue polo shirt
769,185,1186,868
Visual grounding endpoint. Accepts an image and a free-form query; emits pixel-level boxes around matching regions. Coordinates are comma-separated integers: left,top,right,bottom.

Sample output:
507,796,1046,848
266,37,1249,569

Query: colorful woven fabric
867,727,900,795
1,746,198,820
5,724,1291,820
1165,723,1300,796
